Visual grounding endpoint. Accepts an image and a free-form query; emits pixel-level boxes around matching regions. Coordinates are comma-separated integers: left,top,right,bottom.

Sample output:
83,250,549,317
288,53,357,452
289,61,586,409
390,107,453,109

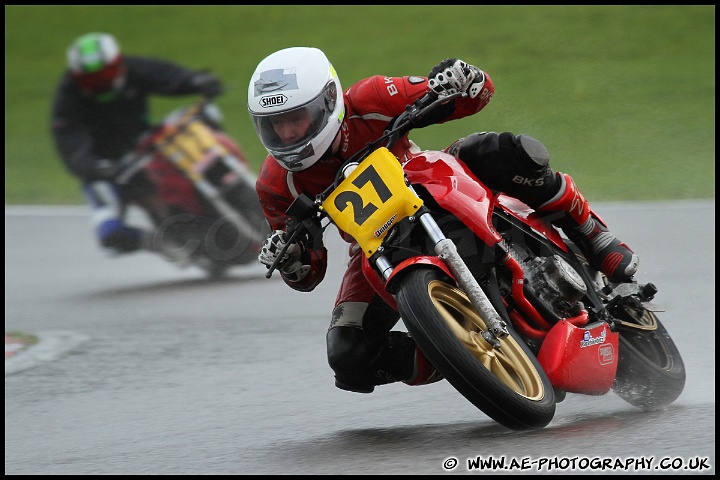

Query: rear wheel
612,309,686,410
395,267,556,430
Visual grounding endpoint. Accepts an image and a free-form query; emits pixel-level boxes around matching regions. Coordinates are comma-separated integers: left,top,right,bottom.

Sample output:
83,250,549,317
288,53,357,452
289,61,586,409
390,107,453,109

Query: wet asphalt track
4,200,715,475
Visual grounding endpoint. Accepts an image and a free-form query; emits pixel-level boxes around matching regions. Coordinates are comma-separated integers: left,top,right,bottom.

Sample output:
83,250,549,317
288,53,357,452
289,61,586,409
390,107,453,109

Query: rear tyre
612,310,686,411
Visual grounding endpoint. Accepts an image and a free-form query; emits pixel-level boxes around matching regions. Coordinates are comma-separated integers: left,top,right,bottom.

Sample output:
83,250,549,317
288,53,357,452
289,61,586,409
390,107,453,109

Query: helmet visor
251,80,337,166
72,57,125,95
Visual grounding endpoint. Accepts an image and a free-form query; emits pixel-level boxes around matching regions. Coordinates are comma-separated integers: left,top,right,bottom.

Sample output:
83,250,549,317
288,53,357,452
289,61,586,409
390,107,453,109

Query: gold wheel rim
427,280,545,400
618,306,658,331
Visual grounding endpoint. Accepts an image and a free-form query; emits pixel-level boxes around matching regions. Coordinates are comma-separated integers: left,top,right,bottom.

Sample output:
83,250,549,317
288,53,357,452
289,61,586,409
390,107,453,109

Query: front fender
361,255,455,308
385,256,454,295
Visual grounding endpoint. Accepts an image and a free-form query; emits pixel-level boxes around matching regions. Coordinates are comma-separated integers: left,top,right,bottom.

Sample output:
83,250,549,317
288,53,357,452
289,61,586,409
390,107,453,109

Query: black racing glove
428,58,486,99
258,230,310,281
191,73,224,98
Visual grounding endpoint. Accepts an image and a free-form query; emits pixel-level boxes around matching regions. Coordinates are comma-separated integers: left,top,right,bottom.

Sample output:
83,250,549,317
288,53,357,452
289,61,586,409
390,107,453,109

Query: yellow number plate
322,147,423,256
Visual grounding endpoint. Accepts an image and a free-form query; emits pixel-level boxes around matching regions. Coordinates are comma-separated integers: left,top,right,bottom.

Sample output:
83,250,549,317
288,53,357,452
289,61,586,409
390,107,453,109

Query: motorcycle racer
51,32,232,257
249,47,639,394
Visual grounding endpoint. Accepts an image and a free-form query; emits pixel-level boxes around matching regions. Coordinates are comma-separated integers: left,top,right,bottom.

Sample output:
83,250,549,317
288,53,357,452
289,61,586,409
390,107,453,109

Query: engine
524,254,587,318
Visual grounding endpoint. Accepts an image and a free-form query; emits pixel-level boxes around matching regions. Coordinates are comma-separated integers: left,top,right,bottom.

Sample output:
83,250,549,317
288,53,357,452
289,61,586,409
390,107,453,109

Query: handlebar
328,90,464,194
347,91,462,164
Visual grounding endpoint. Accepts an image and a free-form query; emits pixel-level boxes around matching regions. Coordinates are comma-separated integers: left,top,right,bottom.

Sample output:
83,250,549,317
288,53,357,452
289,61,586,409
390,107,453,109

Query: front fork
373,199,510,346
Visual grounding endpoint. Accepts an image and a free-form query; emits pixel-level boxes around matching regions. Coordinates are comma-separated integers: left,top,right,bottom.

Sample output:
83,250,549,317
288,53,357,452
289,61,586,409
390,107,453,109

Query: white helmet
248,47,344,171
66,32,126,101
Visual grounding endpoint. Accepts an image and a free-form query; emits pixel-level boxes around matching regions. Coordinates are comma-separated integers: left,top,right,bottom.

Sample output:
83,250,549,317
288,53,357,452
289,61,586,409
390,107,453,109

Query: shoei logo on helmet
260,94,288,108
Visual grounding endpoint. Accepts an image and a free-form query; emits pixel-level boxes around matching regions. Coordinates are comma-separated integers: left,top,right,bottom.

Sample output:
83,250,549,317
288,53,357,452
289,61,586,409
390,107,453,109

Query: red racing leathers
255,73,494,305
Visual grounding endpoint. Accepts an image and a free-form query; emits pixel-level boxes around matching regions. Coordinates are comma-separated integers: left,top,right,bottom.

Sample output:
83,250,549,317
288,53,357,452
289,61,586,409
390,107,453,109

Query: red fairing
403,151,568,251
403,151,502,246
537,318,619,395
145,155,204,216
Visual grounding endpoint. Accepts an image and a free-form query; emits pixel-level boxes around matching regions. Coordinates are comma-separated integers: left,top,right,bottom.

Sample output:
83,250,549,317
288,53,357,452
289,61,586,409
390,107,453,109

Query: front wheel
395,267,556,430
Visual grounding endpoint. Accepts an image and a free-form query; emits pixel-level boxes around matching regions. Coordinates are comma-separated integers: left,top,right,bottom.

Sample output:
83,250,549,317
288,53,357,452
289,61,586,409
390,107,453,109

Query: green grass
5,5,715,204
6,331,39,347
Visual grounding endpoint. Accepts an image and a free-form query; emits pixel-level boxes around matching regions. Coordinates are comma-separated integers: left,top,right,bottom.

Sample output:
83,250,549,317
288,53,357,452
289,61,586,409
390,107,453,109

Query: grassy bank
5,5,714,204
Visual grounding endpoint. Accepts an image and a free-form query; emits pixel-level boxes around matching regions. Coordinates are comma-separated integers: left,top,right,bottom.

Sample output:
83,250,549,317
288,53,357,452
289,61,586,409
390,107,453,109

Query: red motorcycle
268,92,686,430
116,99,268,277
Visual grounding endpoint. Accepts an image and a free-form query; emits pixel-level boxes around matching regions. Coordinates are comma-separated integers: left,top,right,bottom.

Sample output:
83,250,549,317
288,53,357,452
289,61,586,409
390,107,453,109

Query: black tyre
223,180,268,240
201,179,267,268
395,267,556,430
612,309,686,411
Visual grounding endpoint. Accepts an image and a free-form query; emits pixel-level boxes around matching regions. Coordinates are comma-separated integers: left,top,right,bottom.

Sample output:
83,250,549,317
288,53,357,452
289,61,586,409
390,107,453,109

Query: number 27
333,165,392,225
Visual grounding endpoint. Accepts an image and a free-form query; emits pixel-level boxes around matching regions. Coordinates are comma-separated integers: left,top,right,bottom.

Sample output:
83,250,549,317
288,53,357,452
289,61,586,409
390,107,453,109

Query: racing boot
375,331,443,387
403,346,444,387
97,220,149,256
536,173,639,283
328,327,443,393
